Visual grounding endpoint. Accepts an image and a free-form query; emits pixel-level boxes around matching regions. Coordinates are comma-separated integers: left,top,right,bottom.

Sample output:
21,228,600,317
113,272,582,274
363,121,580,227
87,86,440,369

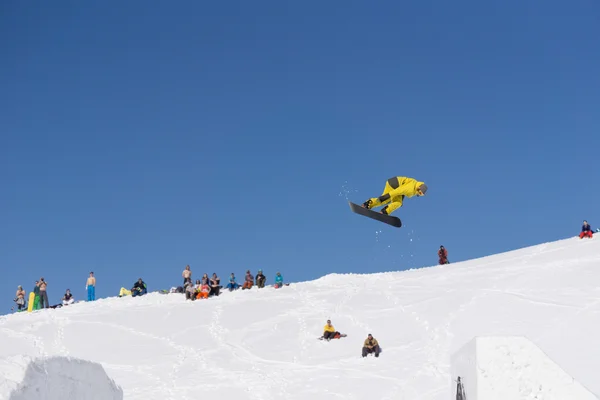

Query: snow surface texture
0,236,599,400
451,336,597,400
0,355,123,400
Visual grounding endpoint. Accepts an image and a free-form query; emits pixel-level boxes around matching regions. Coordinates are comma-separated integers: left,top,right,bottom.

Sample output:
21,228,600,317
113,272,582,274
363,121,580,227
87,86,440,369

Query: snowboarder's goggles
417,189,425,196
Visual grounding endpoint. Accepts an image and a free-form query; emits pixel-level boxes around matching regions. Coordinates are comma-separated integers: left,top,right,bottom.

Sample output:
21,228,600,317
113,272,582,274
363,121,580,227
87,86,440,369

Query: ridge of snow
0,235,598,399
451,336,598,399
0,355,123,400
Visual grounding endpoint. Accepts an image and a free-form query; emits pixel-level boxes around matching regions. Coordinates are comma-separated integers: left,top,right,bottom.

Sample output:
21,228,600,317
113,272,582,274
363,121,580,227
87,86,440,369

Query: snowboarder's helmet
418,184,428,195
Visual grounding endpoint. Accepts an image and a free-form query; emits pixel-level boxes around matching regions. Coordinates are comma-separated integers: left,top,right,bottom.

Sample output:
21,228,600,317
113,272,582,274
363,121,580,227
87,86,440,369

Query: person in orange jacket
362,176,427,215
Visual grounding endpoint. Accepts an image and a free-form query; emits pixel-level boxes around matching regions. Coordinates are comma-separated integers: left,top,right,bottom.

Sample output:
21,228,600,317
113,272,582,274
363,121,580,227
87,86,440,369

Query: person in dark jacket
209,273,221,296
438,245,449,264
131,278,147,297
255,269,266,288
580,220,594,239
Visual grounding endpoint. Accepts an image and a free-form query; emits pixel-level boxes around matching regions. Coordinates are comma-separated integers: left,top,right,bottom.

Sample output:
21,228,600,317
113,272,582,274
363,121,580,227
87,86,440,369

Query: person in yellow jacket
322,319,338,341
362,176,427,215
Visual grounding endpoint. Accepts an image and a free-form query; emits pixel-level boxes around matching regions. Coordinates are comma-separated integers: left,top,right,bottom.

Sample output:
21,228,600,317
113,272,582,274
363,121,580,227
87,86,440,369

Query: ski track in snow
0,236,599,399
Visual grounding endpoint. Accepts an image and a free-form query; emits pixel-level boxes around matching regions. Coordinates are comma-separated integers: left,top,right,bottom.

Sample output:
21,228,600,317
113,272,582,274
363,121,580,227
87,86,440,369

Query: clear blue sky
1,1,599,313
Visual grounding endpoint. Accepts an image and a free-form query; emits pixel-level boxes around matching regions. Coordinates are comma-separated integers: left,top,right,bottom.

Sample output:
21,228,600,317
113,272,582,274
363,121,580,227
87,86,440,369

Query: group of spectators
180,266,285,301
13,220,594,312
13,272,97,312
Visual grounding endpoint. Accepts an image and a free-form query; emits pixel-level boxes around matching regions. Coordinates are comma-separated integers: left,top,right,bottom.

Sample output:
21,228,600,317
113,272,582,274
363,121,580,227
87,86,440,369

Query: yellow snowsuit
366,176,426,215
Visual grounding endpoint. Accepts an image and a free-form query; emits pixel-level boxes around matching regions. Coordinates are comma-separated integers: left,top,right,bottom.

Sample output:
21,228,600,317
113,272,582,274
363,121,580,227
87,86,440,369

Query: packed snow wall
0,355,123,400
450,336,598,400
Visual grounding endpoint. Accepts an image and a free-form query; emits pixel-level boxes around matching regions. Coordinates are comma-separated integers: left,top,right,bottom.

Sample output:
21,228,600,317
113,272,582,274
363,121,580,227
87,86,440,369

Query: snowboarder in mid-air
362,176,427,215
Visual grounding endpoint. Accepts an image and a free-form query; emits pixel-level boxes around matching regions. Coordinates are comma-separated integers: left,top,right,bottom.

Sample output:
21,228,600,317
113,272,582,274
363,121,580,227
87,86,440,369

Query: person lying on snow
438,245,449,265
580,220,594,239
132,278,147,297
320,319,345,341
62,289,75,306
362,334,381,358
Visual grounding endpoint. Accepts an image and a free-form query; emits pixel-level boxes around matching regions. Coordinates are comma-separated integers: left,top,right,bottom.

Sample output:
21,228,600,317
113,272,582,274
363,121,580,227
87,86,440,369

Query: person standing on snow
14,286,26,311
86,272,96,301
182,265,192,286
361,176,427,215
39,278,49,309
32,281,41,310
438,246,449,265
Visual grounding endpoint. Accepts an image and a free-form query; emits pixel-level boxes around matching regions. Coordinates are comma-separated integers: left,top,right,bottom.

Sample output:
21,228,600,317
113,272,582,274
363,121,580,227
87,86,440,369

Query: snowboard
318,334,347,340
348,201,402,228
27,293,35,312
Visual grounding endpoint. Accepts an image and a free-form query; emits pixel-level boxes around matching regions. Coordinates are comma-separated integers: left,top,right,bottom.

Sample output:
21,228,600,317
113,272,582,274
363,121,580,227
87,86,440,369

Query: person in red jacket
438,245,449,265
580,220,593,239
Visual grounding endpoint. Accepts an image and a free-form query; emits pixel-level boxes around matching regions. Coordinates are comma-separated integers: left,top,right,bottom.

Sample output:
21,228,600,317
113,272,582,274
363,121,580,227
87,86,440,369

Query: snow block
450,336,598,400
0,355,123,400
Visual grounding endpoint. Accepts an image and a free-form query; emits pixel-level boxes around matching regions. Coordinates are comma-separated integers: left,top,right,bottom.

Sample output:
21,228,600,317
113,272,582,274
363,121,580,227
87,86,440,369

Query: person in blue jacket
580,220,594,239
226,273,239,291
274,272,284,288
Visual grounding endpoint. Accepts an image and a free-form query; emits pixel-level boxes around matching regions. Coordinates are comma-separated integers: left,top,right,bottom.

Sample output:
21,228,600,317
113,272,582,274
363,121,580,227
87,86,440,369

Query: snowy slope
0,236,599,400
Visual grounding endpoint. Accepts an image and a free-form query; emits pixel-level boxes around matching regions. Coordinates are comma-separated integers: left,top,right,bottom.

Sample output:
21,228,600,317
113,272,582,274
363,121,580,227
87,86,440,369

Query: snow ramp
0,355,123,400
451,336,598,400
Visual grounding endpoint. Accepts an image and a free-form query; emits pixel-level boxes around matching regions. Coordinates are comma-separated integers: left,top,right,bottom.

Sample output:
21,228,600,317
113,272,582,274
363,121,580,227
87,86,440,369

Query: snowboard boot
362,199,373,209
381,206,389,215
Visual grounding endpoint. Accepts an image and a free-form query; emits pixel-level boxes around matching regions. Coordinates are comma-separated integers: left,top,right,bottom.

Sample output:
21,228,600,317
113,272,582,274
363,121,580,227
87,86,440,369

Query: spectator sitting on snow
242,270,254,290
321,320,344,340
132,278,147,297
185,280,197,300
255,269,266,288
14,286,26,311
62,289,75,306
201,273,209,284
226,273,239,291
580,220,594,239
362,334,381,358
274,272,284,288
197,282,210,299
438,245,449,264
182,265,192,286
210,273,221,296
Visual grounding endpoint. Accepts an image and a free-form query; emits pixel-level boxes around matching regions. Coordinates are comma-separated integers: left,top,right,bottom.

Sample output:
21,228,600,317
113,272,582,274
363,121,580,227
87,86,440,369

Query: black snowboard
348,201,402,228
